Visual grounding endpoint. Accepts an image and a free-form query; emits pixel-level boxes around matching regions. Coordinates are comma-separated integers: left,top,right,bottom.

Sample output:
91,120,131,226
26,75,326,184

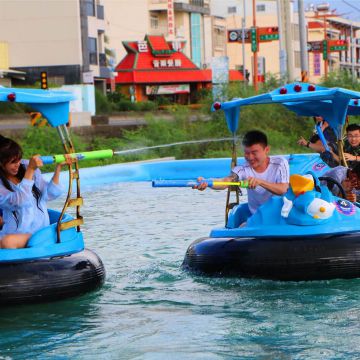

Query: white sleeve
277,158,290,183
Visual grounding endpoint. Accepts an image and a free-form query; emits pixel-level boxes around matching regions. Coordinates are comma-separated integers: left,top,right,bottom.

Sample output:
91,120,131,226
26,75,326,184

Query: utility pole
241,0,246,84
298,0,309,82
282,0,294,81
276,0,287,80
323,14,328,78
351,22,355,83
252,0,258,92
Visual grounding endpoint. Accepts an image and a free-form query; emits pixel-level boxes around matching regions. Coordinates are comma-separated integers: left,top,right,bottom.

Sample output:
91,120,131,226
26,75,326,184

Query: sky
305,0,360,20
212,1,360,21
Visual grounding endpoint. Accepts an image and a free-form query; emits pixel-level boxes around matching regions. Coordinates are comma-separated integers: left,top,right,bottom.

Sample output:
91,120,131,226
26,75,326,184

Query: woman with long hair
0,136,68,249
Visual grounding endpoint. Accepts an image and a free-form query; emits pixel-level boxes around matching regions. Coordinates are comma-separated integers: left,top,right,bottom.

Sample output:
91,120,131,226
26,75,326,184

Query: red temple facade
113,35,243,104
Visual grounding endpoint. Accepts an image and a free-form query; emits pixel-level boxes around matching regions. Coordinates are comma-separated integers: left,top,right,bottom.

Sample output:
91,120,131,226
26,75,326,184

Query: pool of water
1,181,360,359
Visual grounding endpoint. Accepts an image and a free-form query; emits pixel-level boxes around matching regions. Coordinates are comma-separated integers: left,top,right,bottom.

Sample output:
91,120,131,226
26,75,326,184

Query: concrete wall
0,0,83,67
103,0,149,62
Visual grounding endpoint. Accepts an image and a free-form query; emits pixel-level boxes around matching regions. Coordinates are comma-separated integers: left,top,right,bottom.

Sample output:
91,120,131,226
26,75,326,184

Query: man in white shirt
195,130,289,214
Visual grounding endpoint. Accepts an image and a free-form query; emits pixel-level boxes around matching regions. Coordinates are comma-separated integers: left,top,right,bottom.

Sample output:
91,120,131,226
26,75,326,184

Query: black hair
0,138,43,227
350,162,360,178
346,123,360,132
242,130,268,148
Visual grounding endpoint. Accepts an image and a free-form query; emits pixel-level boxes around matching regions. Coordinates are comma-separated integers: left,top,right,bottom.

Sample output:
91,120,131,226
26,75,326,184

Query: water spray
40,137,237,164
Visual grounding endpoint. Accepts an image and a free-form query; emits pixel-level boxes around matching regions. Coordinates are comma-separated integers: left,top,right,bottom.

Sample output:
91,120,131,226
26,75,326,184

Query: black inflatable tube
0,249,105,305
182,233,360,281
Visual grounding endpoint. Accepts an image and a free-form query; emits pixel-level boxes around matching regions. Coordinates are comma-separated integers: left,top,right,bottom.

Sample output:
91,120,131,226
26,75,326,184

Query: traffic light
251,27,258,52
40,71,48,90
322,40,328,60
329,39,347,51
259,27,279,41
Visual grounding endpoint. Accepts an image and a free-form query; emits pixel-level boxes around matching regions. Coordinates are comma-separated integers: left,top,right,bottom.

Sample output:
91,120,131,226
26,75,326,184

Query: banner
146,84,190,95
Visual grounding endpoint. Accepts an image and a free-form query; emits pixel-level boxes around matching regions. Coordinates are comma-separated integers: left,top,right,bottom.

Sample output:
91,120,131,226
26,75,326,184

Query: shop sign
313,53,321,76
167,0,175,39
153,59,182,68
146,84,190,95
137,41,148,52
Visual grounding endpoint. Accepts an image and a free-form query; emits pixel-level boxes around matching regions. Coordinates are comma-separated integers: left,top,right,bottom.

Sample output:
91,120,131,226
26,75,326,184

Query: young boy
323,163,360,202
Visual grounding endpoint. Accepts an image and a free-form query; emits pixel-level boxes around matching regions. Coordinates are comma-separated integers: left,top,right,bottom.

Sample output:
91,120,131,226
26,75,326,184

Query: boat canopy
0,87,75,127
213,82,360,138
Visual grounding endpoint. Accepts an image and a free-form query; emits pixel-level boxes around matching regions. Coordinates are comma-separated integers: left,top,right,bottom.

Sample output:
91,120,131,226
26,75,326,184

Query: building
306,5,360,82
0,0,111,91
0,41,25,86
103,0,226,72
114,34,242,103
222,0,302,83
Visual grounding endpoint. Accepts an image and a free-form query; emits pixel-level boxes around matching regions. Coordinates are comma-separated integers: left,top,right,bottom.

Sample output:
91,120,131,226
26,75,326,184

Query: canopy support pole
225,134,240,226
56,125,83,243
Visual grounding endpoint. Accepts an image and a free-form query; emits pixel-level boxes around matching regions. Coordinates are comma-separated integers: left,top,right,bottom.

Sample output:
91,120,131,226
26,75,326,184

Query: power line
341,0,360,13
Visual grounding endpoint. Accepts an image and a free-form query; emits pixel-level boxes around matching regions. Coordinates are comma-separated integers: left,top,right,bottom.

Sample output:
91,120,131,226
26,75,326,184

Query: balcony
339,60,360,68
174,1,210,15
149,0,210,15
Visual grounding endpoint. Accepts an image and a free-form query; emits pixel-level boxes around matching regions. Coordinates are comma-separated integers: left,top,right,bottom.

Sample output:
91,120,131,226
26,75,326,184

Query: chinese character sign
167,0,175,40
137,41,148,52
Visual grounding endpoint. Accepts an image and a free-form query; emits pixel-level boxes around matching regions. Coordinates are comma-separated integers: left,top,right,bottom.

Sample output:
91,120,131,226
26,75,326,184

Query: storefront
113,35,243,104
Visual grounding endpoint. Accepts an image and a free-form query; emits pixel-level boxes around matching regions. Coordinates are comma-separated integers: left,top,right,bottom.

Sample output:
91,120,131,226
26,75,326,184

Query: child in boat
0,136,70,249
329,123,360,169
323,163,360,203
297,116,338,167
194,130,289,215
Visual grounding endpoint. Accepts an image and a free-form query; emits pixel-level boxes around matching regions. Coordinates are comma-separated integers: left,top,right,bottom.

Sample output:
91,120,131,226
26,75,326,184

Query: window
150,15,159,29
190,0,204,6
228,6,236,14
214,27,225,48
256,4,265,12
88,37,98,65
190,13,202,68
292,24,299,41
85,0,95,16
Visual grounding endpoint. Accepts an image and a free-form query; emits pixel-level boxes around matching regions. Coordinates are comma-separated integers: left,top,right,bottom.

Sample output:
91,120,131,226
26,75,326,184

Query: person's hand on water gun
193,177,208,191
247,176,262,189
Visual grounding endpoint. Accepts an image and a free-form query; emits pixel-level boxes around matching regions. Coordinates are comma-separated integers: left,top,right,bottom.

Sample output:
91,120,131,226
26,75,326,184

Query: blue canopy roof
0,87,76,127
213,82,360,137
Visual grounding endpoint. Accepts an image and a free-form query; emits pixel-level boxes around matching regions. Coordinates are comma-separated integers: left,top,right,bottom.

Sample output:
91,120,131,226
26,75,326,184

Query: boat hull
0,249,105,305
183,233,360,281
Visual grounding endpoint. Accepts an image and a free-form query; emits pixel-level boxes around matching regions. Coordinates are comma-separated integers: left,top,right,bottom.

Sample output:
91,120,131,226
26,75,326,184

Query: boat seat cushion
227,203,251,228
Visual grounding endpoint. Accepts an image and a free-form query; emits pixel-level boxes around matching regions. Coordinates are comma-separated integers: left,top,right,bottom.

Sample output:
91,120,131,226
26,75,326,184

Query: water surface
1,182,360,359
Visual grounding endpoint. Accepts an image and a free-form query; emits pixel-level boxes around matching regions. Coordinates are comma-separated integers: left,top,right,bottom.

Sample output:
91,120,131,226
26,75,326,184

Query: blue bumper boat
0,87,105,305
181,83,360,281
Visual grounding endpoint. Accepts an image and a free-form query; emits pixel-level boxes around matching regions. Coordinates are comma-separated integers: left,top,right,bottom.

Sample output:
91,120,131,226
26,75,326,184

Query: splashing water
113,137,239,156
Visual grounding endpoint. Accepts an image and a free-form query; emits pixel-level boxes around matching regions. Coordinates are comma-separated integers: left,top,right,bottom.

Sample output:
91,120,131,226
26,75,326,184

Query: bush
117,100,137,111
95,88,114,114
137,101,157,111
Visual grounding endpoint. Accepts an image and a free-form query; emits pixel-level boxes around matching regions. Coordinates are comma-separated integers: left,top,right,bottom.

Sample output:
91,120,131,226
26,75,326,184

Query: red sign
258,27,279,41
328,39,348,51
167,0,175,39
